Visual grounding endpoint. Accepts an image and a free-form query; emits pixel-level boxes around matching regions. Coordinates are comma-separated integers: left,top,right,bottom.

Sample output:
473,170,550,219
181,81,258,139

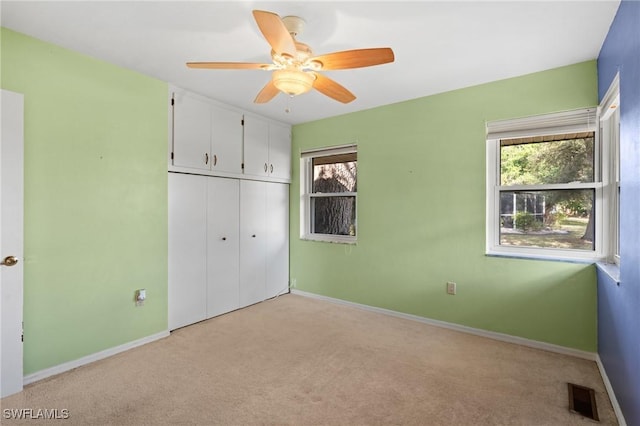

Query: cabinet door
265,183,289,298
172,93,211,170
211,105,243,174
243,115,269,177
268,123,291,180
239,180,267,307
207,177,240,318
168,173,208,330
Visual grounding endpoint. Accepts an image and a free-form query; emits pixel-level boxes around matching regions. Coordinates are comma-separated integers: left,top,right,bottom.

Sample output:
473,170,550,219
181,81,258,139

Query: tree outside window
499,133,595,250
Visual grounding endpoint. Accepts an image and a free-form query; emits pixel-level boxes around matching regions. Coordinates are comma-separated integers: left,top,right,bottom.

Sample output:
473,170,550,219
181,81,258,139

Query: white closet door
265,183,289,298
239,180,266,307
168,173,208,330
207,177,240,317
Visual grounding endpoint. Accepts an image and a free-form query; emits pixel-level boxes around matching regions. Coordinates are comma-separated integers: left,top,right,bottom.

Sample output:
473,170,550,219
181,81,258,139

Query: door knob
1,256,18,267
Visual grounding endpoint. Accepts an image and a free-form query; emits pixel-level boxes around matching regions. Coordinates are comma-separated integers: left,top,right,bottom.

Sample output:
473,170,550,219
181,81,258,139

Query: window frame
300,144,358,244
599,74,621,265
485,108,610,261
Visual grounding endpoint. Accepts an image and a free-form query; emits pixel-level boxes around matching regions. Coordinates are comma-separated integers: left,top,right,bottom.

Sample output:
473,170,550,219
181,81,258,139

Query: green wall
1,28,168,374
290,61,598,352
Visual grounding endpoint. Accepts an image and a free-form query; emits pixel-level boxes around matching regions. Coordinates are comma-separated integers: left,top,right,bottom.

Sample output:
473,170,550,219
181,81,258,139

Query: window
300,145,357,243
486,108,617,261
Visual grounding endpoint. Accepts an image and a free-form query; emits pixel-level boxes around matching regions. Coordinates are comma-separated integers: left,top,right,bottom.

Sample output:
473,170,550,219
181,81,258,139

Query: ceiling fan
186,10,395,104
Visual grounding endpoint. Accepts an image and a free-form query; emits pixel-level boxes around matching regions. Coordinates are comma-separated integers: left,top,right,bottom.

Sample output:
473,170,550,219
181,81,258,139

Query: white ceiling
1,1,620,125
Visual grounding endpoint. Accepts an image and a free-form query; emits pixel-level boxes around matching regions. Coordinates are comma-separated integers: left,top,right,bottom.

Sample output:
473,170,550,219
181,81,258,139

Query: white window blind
301,144,357,159
486,108,597,141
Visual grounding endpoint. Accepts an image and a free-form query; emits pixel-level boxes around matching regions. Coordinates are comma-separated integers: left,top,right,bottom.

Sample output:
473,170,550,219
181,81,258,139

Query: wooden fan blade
311,48,394,70
187,62,270,70
254,80,280,104
313,73,356,104
252,10,296,57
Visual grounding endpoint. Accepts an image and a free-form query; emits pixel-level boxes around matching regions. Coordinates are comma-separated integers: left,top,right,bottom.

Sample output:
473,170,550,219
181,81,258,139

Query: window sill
485,251,598,264
595,262,620,284
301,235,357,245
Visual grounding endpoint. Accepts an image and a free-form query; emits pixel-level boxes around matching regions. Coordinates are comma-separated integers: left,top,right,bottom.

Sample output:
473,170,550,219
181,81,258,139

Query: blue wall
597,1,640,424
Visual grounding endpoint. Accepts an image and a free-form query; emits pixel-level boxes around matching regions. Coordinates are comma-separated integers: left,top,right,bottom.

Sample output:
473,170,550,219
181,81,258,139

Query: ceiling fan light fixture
272,69,315,96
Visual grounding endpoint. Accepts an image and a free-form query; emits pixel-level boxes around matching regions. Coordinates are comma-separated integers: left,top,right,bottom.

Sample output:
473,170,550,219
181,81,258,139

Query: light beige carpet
1,294,616,425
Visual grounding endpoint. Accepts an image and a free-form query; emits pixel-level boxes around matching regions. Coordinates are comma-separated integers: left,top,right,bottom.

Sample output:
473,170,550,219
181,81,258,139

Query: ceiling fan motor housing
282,15,306,38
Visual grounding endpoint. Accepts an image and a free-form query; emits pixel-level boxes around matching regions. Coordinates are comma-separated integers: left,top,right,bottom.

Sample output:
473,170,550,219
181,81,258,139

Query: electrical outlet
446,282,456,295
290,278,297,288
135,289,146,306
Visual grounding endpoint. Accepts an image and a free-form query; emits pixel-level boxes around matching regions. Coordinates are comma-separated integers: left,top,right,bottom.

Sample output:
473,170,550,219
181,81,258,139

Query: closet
168,86,290,330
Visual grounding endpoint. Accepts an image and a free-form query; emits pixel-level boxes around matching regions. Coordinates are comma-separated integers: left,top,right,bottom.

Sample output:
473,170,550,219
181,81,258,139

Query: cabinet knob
221,237,226,241
252,234,256,238
204,152,209,165
264,163,268,173
270,164,274,173
213,154,217,166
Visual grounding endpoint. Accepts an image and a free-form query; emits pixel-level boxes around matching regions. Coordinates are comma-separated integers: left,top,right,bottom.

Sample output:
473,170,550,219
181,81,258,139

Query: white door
168,173,208,330
265,183,289,298
239,180,266,307
207,177,240,317
1,89,24,397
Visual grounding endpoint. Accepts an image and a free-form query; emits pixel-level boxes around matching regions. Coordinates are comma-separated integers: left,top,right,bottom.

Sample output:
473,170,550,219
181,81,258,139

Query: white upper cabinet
211,104,243,174
171,89,243,176
269,122,292,180
242,114,270,178
243,114,291,181
172,92,211,171
170,87,291,182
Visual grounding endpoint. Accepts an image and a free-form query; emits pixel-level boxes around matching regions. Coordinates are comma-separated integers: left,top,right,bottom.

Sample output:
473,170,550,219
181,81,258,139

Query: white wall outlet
290,278,297,288
446,282,456,295
135,289,146,306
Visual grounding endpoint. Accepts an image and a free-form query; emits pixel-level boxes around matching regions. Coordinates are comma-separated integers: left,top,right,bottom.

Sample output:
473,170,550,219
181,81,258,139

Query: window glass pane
311,196,356,236
312,154,357,193
499,189,594,251
500,133,594,185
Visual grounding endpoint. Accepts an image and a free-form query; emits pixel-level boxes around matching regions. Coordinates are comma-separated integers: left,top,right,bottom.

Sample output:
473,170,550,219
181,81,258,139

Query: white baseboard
596,355,627,426
291,289,597,361
23,330,170,386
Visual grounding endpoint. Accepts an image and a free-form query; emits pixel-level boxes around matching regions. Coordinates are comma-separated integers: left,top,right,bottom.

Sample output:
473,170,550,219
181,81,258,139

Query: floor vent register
568,383,599,421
